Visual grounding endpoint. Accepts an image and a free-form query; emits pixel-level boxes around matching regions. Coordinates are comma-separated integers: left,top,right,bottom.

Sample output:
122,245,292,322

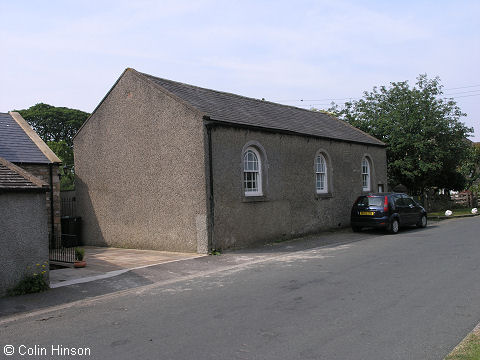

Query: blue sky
1,0,479,140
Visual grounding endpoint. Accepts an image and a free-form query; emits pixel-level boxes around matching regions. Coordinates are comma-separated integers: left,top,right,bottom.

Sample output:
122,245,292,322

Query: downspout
206,122,215,252
49,163,55,244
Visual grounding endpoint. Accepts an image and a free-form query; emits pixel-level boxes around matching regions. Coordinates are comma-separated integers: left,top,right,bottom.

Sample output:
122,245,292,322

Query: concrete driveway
50,246,205,288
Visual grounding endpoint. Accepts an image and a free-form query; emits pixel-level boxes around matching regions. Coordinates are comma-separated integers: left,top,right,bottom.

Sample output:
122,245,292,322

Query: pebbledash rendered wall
75,68,387,253
0,192,49,297
74,70,209,253
209,126,387,250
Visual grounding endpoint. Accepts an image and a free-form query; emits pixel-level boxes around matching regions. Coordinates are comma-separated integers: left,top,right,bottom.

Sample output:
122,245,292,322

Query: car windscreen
356,196,384,207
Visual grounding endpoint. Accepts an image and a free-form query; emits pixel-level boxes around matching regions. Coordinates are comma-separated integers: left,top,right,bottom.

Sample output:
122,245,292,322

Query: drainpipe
49,163,55,244
206,122,215,252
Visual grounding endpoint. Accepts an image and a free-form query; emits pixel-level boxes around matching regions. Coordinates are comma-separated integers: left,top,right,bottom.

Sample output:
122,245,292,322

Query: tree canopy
329,75,474,194
16,103,89,147
460,142,480,195
15,103,89,190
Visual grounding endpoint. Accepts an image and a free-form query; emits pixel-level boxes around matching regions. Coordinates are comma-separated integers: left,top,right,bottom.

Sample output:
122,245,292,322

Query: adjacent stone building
74,68,387,253
0,157,49,296
0,112,62,241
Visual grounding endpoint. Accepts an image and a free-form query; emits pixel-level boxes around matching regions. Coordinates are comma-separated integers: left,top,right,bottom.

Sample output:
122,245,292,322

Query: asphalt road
1,217,480,360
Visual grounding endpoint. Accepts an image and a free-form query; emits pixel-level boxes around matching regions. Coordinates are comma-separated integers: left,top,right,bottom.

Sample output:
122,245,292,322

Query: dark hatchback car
351,192,427,234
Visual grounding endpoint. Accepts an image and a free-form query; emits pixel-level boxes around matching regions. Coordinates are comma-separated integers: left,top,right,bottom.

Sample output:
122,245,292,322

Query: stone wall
16,163,61,239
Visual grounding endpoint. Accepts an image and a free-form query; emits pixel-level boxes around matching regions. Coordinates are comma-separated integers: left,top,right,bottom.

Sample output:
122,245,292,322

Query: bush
7,262,49,296
75,247,85,261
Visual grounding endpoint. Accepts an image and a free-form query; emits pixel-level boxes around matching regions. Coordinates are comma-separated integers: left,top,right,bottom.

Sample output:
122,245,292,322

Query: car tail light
384,196,388,212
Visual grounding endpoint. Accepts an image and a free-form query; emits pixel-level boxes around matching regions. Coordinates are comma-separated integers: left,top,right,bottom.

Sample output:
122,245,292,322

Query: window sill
315,192,333,200
242,195,267,203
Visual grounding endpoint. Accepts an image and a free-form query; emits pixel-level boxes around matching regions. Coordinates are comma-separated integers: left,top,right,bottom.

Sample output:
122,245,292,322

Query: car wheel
388,219,399,234
417,215,427,228
352,226,361,232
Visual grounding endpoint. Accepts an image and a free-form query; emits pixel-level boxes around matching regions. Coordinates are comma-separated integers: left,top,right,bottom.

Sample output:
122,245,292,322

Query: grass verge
445,325,480,360
429,208,478,217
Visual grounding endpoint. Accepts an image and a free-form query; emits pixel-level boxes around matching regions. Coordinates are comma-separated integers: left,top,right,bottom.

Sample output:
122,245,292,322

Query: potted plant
74,247,86,268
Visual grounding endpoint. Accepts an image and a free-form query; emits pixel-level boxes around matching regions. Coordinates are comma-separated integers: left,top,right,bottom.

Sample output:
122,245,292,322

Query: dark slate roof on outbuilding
137,70,384,146
0,157,48,192
0,112,52,163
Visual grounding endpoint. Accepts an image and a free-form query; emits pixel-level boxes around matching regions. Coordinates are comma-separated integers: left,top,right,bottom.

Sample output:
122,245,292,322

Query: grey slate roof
139,71,384,146
0,157,48,192
0,112,50,163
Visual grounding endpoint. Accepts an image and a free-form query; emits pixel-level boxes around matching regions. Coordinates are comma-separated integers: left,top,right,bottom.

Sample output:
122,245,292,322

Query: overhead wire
444,84,480,91
274,83,480,105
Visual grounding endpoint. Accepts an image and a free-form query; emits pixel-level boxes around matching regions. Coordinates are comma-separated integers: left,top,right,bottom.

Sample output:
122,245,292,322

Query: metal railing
61,196,77,218
50,191,83,263
49,234,77,263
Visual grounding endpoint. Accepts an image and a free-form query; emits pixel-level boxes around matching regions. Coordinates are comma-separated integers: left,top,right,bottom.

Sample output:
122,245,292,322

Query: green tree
15,103,89,190
329,75,473,194
16,103,88,146
460,142,480,195
47,140,75,190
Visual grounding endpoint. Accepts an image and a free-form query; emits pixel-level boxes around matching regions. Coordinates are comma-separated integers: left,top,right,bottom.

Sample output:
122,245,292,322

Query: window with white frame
315,154,328,193
243,147,262,196
362,158,371,191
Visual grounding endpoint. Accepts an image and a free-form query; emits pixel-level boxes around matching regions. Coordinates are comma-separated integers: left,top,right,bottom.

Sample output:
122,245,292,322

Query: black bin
61,217,82,247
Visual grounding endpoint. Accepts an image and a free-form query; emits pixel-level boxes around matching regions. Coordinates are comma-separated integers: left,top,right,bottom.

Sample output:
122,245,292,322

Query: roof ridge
138,71,385,146
76,68,385,147
8,112,62,163
138,71,333,116
133,70,206,117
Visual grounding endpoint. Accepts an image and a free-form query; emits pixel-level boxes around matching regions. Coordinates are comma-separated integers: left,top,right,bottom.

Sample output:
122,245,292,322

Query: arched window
243,147,262,196
362,158,371,191
315,154,328,193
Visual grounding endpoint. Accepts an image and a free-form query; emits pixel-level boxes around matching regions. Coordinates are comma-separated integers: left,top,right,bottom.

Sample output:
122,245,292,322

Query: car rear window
357,196,384,207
